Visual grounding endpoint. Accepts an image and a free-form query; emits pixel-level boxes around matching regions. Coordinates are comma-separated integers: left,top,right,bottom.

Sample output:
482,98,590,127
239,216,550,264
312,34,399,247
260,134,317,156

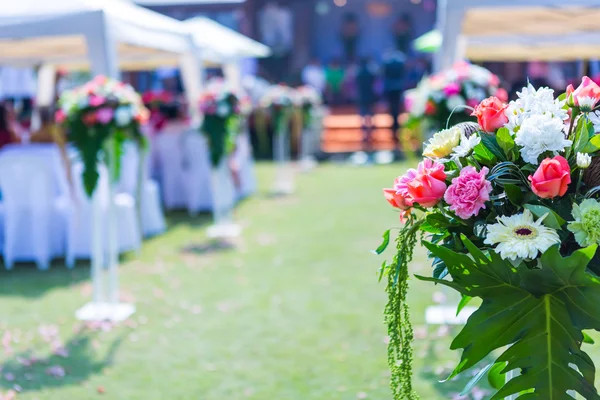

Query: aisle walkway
0,163,576,399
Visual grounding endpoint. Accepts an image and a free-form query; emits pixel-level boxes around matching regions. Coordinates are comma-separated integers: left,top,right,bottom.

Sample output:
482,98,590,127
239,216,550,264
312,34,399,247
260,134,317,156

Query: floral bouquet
405,62,507,133
259,84,297,132
199,78,250,168
295,85,322,127
57,75,148,196
378,77,600,399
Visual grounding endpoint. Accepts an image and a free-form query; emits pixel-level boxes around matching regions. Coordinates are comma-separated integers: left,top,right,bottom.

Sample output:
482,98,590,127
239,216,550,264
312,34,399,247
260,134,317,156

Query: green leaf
574,118,595,153
460,363,494,396
523,204,567,229
419,238,600,400
378,260,387,282
480,133,506,161
583,331,596,345
372,229,391,255
487,362,506,390
584,134,600,153
496,128,516,160
473,142,497,164
504,184,523,207
456,295,472,316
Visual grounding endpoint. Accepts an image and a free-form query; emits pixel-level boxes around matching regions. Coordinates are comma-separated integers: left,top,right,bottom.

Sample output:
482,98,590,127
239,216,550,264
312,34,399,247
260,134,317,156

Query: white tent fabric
185,17,271,62
0,0,194,76
435,0,600,70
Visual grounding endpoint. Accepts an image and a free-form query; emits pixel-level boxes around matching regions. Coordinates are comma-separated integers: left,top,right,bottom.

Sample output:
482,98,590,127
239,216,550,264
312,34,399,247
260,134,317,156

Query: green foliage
417,236,600,399
384,221,423,400
201,115,239,168
496,127,517,161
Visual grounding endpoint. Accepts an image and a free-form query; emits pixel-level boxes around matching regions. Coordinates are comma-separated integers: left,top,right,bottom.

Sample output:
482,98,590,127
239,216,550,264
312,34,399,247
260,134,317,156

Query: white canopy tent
435,0,600,71
0,0,206,119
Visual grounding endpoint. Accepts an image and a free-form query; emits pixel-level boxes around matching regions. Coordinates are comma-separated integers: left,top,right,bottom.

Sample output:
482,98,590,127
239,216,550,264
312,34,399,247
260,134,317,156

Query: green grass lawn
0,163,597,400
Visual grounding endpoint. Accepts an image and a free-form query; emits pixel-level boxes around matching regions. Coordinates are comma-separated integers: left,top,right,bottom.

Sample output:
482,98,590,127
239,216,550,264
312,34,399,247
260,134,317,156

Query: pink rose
395,159,447,208
96,107,114,125
444,166,492,219
528,155,571,199
566,76,600,108
443,82,461,97
472,96,509,132
55,109,66,124
89,95,106,107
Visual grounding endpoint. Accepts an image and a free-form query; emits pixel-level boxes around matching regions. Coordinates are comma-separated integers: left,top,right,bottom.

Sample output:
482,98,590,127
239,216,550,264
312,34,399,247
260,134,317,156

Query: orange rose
471,96,509,132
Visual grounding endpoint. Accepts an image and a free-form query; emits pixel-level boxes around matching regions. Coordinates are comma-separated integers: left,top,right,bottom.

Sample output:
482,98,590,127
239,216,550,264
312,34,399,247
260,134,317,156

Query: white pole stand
272,125,294,195
207,156,241,240
76,154,135,323
299,127,317,172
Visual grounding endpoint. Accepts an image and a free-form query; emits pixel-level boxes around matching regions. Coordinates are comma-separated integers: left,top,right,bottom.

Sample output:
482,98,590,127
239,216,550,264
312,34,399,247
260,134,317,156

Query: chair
0,149,70,270
118,142,166,237
66,162,141,264
155,133,188,210
181,132,215,215
235,131,257,199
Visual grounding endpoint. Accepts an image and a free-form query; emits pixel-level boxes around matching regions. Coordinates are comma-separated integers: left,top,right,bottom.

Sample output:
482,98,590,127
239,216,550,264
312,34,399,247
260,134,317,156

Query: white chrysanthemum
446,95,466,112
484,209,561,261
452,132,481,159
423,127,461,159
577,152,592,169
514,114,571,164
505,84,569,135
590,111,600,133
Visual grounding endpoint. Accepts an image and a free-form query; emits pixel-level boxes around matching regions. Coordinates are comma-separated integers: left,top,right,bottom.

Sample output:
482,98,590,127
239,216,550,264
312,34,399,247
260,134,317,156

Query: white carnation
114,107,133,127
515,114,571,164
446,95,466,112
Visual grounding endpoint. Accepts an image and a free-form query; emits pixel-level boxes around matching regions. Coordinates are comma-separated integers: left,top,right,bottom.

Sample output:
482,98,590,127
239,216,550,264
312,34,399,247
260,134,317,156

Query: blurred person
382,50,407,150
0,102,17,149
356,57,377,152
406,57,429,90
302,58,326,95
158,102,189,135
392,14,413,55
325,58,345,105
340,12,360,62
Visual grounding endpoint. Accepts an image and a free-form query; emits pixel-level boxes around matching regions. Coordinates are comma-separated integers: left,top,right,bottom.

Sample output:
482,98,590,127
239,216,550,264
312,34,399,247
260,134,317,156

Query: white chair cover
182,132,213,214
235,131,257,199
118,142,166,237
155,133,188,210
67,162,141,263
0,145,70,270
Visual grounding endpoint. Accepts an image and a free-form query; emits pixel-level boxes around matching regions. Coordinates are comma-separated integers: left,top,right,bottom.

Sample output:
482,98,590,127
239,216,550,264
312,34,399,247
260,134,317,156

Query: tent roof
0,0,192,71
184,17,271,61
435,0,600,67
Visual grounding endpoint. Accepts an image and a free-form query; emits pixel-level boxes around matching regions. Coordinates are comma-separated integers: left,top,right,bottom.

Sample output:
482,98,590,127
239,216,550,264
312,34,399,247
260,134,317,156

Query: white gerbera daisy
423,127,461,159
514,113,572,164
578,96,598,112
484,209,560,261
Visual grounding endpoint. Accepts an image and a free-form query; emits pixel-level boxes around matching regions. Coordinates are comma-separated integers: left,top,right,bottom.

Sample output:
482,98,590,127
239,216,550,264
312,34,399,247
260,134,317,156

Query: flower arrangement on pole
57,75,149,196
259,84,296,134
295,85,322,128
199,78,251,168
405,62,506,134
377,77,600,399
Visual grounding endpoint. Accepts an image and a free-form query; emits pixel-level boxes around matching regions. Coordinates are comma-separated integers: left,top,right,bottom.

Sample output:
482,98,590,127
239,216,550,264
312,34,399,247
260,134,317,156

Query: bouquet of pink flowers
57,75,148,196
378,77,600,399
199,78,252,167
405,62,507,131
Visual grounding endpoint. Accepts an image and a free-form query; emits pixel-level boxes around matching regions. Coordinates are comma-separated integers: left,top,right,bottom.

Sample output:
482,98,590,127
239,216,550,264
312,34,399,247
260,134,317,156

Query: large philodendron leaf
418,238,600,399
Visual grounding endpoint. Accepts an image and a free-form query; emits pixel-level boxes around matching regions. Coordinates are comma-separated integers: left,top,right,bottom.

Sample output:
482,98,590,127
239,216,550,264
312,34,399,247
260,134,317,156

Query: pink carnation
444,166,492,219
96,107,114,125
443,82,461,97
